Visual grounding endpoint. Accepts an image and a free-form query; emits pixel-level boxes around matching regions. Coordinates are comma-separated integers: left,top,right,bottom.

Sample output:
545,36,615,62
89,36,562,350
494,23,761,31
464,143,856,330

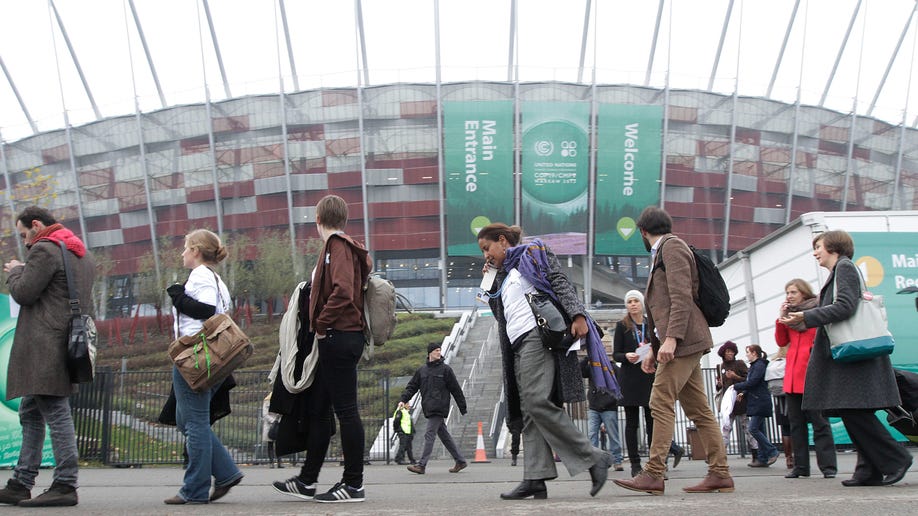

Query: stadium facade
1,81,916,314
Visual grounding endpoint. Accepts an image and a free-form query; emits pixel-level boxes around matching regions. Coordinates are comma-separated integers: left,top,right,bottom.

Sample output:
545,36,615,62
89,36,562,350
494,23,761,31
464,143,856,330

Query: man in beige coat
613,206,732,496
0,206,95,507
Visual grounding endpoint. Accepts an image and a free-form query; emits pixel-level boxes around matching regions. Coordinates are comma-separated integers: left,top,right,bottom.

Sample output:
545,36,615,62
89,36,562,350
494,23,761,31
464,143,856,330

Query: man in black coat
401,343,468,474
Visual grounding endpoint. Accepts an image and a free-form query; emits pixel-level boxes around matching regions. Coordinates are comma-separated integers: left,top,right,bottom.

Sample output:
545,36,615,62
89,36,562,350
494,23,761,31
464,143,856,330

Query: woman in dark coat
612,289,685,477
733,345,778,467
714,341,756,457
782,230,912,487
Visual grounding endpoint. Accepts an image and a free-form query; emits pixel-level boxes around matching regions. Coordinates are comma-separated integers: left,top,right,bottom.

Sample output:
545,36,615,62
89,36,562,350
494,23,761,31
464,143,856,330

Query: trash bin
686,426,706,460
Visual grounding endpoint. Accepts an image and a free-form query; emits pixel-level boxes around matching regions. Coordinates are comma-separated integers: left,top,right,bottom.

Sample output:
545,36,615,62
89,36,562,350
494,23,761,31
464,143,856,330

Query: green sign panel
444,101,514,256
0,294,54,467
850,232,918,369
595,104,663,255
520,102,590,255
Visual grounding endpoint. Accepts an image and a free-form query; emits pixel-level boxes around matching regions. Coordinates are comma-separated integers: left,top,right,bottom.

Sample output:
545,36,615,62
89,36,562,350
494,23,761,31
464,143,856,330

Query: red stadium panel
400,100,437,119
86,215,121,232
42,144,69,165
327,171,362,189
121,225,152,244
668,105,698,123
322,90,357,107
212,116,250,133
370,200,440,219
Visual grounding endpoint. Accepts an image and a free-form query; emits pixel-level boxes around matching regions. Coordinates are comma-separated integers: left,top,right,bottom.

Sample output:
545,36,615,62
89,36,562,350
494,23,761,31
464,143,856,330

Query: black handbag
58,241,96,384
525,291,574,352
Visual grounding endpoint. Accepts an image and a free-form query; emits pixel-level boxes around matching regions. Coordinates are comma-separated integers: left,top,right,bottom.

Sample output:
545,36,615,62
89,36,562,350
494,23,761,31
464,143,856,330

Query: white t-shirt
173,264,232,338
501,268,538,343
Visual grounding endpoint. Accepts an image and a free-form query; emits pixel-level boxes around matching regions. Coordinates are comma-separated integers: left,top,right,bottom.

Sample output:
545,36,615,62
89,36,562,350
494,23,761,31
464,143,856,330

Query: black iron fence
71,368,392,466
549,367,784,459
71,365,794,466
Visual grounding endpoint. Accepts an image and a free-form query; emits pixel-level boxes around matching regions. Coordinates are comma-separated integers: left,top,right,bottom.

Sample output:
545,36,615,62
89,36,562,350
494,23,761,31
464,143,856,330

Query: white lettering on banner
892,254,918,268
464,121,479,192
623,122,639,196
463,120,498,192
481,120,497,161
895,275,918,288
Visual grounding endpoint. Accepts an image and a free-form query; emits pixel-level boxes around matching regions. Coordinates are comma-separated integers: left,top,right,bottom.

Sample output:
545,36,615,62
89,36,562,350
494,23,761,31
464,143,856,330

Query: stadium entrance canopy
2,0,918,142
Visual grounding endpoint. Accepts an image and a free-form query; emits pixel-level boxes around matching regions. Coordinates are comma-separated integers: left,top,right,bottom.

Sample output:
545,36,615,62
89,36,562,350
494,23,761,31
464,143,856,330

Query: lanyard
631,317,645,344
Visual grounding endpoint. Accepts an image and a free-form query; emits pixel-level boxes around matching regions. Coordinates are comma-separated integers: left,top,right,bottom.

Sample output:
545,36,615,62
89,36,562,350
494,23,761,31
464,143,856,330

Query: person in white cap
613,290,686,477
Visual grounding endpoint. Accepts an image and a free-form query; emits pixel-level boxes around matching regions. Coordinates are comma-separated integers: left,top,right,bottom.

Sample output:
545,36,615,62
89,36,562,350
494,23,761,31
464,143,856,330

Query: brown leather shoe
210,475,243,502
449,462,468,473
682,473,735,493
612,471,664,495
407,464,425,474
163,495,189,505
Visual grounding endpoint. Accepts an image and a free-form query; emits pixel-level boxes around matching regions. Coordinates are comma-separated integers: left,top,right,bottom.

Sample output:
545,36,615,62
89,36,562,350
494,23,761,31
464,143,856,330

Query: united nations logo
534,140,553,157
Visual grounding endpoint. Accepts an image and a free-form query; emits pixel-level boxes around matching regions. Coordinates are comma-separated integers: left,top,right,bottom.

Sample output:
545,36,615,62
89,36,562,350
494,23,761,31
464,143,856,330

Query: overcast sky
1,0,917,142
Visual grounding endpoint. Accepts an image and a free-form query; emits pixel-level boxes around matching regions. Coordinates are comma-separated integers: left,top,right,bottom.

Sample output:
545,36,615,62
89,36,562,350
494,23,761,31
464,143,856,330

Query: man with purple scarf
478,223,617,501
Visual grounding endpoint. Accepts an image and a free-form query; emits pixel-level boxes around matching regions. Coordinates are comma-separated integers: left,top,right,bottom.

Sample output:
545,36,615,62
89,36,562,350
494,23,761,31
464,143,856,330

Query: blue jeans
588,409,623,464
747,415,778,461
173,366,242,502
15,395,79,489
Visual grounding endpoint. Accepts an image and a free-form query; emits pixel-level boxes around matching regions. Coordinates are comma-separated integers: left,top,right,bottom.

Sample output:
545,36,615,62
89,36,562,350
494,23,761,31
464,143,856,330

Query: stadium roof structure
2,0,918,142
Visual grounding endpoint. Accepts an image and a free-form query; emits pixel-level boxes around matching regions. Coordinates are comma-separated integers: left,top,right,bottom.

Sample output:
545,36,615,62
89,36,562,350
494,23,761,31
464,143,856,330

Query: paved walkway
1,449,915,515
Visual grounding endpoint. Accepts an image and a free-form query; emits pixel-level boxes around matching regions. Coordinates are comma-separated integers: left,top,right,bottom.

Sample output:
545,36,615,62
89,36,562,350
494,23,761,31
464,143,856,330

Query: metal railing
494,366,788,459
71,368,391,466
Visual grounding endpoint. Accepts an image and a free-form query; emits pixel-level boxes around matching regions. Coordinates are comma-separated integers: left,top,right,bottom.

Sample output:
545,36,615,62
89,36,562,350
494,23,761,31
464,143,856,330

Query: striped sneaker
314,481,365,503
272,477,316,501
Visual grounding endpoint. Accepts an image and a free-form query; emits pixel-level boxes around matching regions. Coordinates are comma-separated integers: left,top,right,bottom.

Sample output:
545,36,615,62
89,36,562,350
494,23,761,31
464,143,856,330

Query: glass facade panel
2,82,915,312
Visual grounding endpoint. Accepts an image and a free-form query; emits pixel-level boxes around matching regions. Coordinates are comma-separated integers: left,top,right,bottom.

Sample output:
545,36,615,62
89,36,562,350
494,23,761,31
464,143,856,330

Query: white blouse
501,268,538,344
173,264,232,338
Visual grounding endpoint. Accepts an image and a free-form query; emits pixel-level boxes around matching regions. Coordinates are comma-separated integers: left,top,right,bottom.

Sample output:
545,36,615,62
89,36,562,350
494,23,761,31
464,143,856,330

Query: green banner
0,294,54,467
850,232,918,369
595,104,663,255
520,102,590,255
444,101,515,256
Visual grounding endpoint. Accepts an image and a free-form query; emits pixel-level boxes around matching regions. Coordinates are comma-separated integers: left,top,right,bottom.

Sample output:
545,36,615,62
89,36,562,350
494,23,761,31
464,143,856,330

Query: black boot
511,454,518,467
500,480,548,500
0,479,30,505
669,442,685,469
630,461,642,477
18,482,77,507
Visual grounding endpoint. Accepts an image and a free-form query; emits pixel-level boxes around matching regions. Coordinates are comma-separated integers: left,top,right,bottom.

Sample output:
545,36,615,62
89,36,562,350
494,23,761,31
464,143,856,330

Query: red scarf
30,223,87,257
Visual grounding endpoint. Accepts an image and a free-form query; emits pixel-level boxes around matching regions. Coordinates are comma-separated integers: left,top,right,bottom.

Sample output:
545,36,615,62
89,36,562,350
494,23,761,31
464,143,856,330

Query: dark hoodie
400,358,467,419
309,232,372,333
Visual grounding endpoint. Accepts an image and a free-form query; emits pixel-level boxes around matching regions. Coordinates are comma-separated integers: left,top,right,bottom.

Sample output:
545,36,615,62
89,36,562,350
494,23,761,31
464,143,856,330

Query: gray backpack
363,275,411,347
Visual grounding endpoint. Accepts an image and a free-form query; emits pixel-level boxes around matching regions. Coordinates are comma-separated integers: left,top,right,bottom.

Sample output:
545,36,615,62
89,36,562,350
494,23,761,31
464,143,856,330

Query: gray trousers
15,395,79,489
418,415,465,467
515,331,603,480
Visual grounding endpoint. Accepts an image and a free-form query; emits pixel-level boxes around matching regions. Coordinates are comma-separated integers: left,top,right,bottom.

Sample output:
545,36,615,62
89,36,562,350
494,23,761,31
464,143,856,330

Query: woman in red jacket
775,278,837,479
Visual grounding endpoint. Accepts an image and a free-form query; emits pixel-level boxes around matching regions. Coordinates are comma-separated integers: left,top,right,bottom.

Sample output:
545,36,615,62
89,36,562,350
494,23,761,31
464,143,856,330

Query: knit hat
428,343,441,355
624,290,644,305
717,340,738,359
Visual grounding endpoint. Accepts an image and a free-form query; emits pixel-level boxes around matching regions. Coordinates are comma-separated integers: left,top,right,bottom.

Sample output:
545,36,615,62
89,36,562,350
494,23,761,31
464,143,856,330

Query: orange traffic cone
473,421,491,463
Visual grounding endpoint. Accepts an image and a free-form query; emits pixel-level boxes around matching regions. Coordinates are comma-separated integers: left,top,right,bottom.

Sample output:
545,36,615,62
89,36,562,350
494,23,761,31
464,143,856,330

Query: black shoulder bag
525,291,574,352
58,241,97,383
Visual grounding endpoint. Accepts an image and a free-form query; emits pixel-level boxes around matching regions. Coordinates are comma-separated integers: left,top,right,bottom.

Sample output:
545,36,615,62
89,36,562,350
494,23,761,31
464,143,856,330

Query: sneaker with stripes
272,477,316,501
314,481,365,503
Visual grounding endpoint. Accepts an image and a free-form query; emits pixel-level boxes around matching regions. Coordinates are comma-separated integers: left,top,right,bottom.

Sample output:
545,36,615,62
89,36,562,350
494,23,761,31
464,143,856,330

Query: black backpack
653,238,730,327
